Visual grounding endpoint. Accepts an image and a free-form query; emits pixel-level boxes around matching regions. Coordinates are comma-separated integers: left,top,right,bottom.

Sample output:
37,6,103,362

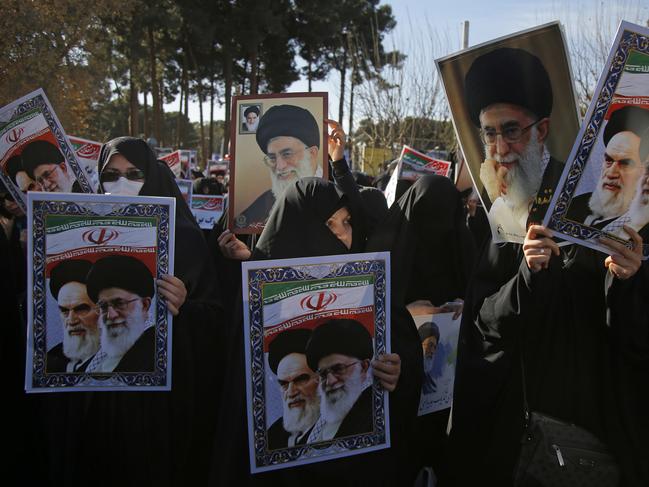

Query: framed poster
25,192,175,392
0,89,94,211
229,92,328,233
242,252,390,472
436,23,579,243
544,21,649,258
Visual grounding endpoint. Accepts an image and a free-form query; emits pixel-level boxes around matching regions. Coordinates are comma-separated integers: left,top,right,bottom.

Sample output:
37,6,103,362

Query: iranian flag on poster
261,274,376,350
44,215,158,274
384,145,452,206
160,150,182,177
68,136,101,189
607,50,649,115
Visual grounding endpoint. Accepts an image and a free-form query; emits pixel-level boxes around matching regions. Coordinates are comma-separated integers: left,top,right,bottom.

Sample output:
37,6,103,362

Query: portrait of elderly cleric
21,139,77,193
418,321,439,395
303,319,374,443
46,259,99,373
240,104,261,133
266,328,320,449
464,47,564,242
566,106,649,231
84,255,156,373
5,154,43,194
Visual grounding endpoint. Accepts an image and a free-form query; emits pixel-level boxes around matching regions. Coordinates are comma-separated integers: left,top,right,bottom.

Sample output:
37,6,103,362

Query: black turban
49,259,92,300
21,140,65,179
603,106,649,161
244,105,260,117
5,155,24,184
465,47,553,126
86,255,154,302
305,319,373,372
255,104,320,153
418,322,440,342
267,328,312,374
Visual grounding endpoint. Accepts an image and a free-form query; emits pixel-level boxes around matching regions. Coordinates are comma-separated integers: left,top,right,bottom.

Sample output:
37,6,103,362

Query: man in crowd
567,105,649,227
85,255,155,373
266,328,320,449
465,47,563,242
418,321,440,395
46,259,100,372
237,104,322,228
305,319,373,441
21,139,75,193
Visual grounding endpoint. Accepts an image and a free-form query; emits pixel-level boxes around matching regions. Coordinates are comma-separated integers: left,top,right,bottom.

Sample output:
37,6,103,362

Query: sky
166,0,649,129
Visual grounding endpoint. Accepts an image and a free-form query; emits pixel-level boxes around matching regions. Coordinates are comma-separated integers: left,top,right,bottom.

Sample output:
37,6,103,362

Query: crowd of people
1,102,648,487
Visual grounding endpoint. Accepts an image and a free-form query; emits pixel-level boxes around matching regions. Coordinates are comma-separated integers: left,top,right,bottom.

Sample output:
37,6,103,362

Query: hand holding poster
26,192,175,392
0,89,94,211
436,23,579,243
242,252,390,472
544,21,649,258
229,93,328,233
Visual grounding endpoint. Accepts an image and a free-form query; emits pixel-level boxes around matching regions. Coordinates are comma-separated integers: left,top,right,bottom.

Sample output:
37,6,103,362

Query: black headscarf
253,177,364,259
368,175,475,307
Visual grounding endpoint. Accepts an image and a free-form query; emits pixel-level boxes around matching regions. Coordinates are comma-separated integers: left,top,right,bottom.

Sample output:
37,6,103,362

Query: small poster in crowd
242,252,391,473
437,22,579,243
413,312,461,416
544,21,649,258
191,194,226,230
384,146,452,207
175,178,193,204
25,192,175,392
229,92,328,234
68,135,102,191
160,150,182,178
0,89,94,211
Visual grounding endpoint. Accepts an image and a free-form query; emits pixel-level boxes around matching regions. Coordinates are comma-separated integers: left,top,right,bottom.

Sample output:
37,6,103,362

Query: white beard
282,394,320,434
62,326,100,362
423,355,435,374
270,152,316,200
588,171,638,220
319,369,364,424
245,120,259,131
624,175,649,231
481,127,544,212
100,313,147,358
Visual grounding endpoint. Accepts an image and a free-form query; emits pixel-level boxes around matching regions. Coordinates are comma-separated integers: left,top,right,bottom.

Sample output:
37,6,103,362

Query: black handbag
513,358,621,487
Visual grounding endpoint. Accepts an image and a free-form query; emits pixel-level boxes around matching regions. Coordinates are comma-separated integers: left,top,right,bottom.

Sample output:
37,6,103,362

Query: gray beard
270,152,315,200
625,176,649,229
319,369,364,424
62,326,100,362
588,173,637,220
282,395,320,434
100,315,147,358
423,355,435,374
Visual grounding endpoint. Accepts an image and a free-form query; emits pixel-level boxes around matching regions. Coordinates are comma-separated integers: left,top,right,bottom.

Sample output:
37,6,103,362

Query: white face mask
103,177,144,196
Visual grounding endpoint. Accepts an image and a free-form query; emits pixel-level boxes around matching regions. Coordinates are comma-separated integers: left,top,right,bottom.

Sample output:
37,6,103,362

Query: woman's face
326,206,352,250
102,154,145,196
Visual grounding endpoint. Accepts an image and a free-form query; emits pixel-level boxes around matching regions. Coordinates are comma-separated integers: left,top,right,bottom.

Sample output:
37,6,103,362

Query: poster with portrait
384,146,453,207
229,92,328,234
0,89,94,212
242,252,391,473
25,192,175,392
544,21,649,258
436,22,579,243
412,312,461,416
191,194,226,230
175,178,193,204
68,135,102,191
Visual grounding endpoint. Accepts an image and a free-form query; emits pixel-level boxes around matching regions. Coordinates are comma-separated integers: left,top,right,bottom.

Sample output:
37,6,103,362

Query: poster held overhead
436,22,579,243
229,93,328,234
